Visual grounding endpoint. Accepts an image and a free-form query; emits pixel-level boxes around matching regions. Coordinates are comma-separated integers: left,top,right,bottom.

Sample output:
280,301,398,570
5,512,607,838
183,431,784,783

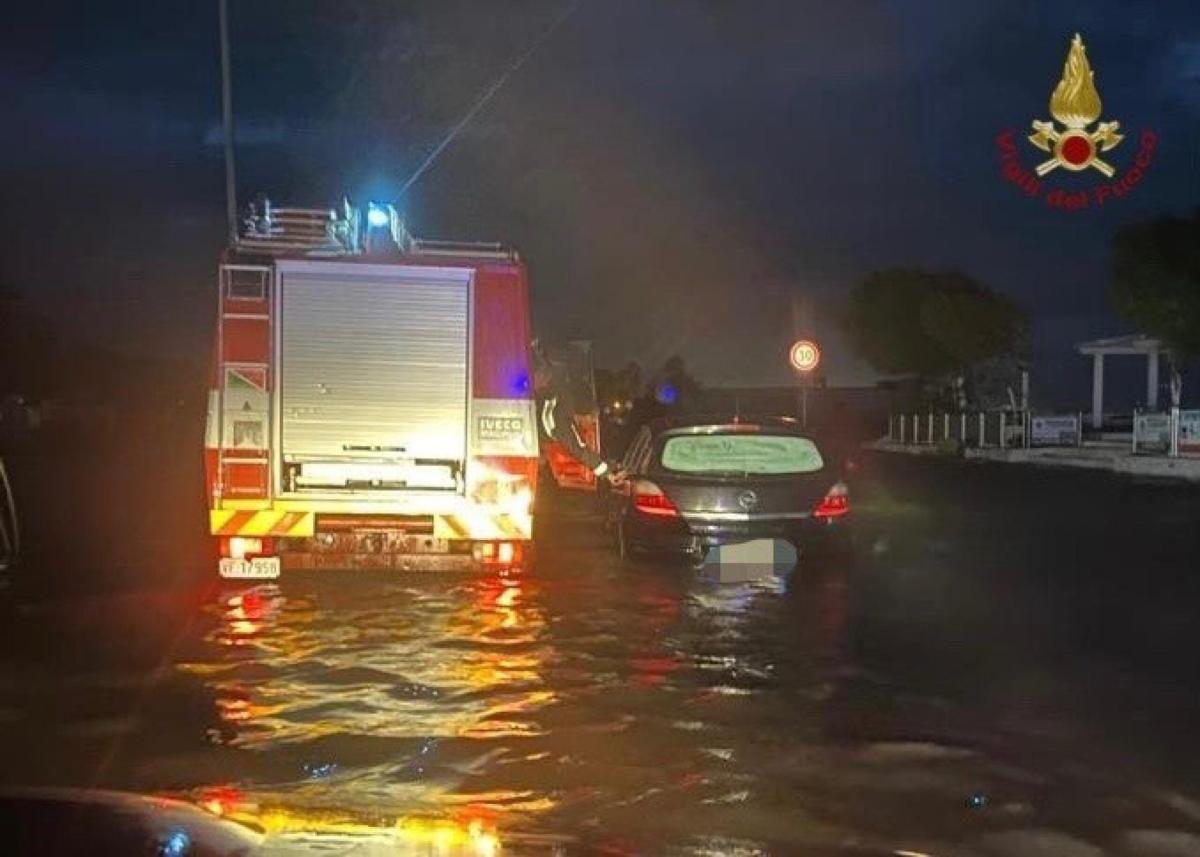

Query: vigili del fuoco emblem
1027,33,1122,177
996,32,1156,209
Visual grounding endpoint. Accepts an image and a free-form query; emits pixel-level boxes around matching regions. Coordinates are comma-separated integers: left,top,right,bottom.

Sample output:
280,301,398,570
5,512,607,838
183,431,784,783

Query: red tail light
633,480,680,517
813,481,850,519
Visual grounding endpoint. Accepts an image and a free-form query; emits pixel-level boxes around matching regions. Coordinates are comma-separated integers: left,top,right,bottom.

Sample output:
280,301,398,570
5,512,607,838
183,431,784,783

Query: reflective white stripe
541,399,557,436
593,461,608,476
683,510,810,522
204,389,220,448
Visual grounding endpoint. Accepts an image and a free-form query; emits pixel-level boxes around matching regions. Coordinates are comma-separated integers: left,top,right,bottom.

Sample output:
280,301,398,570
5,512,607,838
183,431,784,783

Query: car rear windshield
659,433,824,476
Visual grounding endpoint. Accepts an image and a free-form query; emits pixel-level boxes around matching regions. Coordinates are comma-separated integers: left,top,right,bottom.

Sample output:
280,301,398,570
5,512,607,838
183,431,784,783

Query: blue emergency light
366,204,391,228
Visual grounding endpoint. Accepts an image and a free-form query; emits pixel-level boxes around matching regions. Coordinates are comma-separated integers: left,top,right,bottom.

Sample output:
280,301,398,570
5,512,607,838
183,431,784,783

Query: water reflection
176,569,557,843
172,551,858,851
5,490,1194,851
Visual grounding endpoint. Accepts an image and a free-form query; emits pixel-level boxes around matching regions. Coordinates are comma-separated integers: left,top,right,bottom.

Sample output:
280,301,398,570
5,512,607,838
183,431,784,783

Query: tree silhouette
841,268,1026,405
1111,211,1200,404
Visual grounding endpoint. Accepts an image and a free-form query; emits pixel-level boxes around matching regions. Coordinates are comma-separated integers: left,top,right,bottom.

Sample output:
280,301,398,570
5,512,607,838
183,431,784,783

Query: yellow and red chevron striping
209,509,315,537
433,513,530,541
210,509,528,541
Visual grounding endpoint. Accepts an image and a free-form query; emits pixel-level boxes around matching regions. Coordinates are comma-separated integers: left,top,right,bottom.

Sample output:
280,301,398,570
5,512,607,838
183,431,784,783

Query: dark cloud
2,1,1198,401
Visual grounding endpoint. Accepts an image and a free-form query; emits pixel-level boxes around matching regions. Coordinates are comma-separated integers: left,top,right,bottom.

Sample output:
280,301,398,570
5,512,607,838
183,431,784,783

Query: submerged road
1,453,1200,854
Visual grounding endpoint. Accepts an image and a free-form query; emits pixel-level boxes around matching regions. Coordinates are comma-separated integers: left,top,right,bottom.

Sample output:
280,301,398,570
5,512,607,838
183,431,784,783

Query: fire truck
204,201,541,577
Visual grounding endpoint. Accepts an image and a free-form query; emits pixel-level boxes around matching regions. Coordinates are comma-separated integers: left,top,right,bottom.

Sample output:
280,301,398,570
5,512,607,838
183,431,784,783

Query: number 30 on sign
789,340,820,373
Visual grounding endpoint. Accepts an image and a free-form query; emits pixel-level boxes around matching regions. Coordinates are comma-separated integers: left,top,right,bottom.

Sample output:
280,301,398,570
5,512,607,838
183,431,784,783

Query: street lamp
789,340,821,427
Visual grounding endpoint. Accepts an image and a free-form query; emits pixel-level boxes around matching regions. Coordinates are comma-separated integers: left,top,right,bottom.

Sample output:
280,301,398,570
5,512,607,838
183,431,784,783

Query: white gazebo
1077,333,1163,428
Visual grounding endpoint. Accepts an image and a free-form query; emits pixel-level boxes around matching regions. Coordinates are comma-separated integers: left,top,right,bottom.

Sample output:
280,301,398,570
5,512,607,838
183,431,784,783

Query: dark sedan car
606,416,851,564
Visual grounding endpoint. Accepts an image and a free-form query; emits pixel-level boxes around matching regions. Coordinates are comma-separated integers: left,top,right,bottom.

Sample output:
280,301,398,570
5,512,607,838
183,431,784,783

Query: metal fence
886,411,1081,450
889,408,1200,458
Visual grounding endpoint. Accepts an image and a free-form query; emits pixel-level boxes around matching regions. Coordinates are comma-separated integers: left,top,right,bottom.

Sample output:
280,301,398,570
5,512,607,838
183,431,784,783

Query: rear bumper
246,535,529,573
211,504,533,574
210,503,532,542
279,551,477,572
625,512,849,555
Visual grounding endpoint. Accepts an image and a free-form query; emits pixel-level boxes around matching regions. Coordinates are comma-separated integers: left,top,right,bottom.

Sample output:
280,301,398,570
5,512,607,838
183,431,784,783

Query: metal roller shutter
277,263,470,471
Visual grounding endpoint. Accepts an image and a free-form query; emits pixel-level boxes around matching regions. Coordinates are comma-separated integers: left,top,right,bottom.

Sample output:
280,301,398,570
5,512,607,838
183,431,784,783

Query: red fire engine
204,201,540,577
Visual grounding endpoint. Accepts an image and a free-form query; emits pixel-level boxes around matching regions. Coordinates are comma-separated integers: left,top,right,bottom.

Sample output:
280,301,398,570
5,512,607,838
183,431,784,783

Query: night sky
3,1,1199,406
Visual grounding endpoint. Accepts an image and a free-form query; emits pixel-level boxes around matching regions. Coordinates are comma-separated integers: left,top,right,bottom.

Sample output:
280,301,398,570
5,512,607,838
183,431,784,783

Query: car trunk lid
656,472,830,521
646,428,834,523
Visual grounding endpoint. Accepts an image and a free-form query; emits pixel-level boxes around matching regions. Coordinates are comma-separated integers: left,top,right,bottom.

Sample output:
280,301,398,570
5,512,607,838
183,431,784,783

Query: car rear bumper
625,513,849,555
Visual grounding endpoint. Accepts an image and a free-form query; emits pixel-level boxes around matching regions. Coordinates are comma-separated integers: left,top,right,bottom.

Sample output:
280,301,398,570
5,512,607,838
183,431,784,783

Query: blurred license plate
219,557,281,580
703,539,797,582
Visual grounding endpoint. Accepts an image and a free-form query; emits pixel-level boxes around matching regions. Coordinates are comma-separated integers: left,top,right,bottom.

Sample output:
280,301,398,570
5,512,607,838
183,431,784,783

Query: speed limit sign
789,340,820,373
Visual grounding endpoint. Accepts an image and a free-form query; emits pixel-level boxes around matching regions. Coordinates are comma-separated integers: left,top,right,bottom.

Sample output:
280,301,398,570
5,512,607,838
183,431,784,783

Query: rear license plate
219,557,281,580
703,539,797,582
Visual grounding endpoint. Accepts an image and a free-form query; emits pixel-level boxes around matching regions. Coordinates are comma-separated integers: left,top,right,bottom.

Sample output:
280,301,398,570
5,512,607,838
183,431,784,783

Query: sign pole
789,339,821,430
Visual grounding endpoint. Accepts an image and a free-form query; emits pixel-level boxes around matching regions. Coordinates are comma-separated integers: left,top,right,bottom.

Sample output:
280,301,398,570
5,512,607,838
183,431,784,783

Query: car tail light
813,481,850,519
633,480,680,517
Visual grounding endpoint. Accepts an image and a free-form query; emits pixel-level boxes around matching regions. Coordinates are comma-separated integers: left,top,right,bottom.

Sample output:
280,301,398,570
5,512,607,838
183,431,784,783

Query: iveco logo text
478,416,525,441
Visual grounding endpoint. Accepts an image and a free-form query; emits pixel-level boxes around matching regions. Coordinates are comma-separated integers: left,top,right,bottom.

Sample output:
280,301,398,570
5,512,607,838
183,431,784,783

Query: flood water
4,457,1200,854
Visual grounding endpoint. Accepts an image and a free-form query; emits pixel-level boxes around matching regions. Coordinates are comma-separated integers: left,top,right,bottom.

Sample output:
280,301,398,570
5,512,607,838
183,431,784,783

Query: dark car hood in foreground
0,787,920,856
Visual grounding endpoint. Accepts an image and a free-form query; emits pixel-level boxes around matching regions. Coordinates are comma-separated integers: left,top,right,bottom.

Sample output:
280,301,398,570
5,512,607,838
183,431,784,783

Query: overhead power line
398,0,582,198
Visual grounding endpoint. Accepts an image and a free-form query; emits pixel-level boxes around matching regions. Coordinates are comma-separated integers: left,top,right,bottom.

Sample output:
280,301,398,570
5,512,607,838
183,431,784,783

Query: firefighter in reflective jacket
532,341,626,486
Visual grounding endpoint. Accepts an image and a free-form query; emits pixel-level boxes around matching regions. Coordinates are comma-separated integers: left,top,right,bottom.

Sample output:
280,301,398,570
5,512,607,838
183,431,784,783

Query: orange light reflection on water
179,572,557,840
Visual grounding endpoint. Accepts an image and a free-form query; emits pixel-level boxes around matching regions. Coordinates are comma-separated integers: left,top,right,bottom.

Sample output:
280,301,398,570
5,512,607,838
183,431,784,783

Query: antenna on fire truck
396,0,581,198
218,0,238,245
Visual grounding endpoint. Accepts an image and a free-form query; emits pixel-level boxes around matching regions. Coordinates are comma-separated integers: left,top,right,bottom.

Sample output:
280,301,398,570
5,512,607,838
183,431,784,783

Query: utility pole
219,0,238,244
